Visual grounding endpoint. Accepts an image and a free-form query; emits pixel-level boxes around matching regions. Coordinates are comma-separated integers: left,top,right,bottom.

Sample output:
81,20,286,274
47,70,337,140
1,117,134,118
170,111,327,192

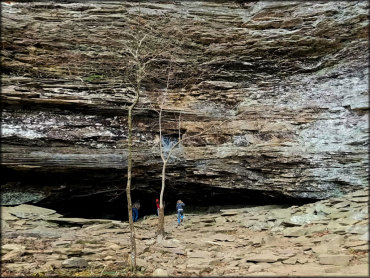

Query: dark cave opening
2,167,320,222
37,185,319,222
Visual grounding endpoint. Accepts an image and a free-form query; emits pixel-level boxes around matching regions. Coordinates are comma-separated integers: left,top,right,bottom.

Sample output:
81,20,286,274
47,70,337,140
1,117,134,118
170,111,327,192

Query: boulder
2,243,26,253
304,225,327,236
282,214,326,227
327,222,346,234
359,231,369,241
318,254,352,266
4,263,37,272
314,203,338,215
47,217,112,226
186,258,212,270
2,250,25,262
324,266,343,273
282,257,297,265
346,225,368,235
161,239,181,248
282,227,306,237
42,260,63,270
170,248,186,255
152,268,168,277
350,190,369,198
250,222,270,231
351,197,368,203
1,207,19,220
248,264,264,273
268,209,291,220
332,202,351,209
62,257,88,268
6,204,61,220
245,252,279,263
56,247,84,256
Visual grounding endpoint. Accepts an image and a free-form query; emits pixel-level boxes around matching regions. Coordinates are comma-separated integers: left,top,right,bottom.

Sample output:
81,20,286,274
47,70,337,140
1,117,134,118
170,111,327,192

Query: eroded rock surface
1,1,369,205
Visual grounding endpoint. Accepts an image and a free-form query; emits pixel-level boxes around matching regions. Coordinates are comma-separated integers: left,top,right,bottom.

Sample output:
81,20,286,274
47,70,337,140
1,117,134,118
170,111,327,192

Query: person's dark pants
132,208,138,222
177,209,184,224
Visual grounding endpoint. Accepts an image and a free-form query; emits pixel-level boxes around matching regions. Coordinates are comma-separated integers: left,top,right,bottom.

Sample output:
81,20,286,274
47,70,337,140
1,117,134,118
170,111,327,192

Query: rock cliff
1,1,368,211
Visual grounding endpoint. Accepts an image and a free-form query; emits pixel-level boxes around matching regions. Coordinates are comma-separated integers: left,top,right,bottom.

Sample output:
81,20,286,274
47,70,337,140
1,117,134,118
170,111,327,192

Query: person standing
176,200,185,225
156,198,160,216
132,201,140,222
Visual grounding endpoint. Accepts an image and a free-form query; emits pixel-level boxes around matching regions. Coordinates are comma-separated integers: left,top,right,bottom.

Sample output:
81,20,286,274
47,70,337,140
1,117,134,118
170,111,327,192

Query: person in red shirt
156,199,160,216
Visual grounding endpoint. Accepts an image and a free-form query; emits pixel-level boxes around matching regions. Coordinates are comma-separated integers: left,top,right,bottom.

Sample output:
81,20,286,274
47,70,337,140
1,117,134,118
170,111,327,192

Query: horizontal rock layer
1,1,369,205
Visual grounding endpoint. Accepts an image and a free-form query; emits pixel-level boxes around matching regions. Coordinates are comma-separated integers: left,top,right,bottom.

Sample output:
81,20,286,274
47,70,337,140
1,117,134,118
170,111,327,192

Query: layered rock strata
1,1,369,206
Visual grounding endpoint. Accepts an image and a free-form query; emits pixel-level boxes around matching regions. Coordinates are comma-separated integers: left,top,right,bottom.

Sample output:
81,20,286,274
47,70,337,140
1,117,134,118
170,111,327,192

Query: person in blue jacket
132,201,140,222
176,200,185,225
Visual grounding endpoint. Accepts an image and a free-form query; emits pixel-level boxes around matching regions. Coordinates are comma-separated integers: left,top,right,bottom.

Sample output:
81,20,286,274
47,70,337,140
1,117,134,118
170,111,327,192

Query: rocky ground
1,188,368,277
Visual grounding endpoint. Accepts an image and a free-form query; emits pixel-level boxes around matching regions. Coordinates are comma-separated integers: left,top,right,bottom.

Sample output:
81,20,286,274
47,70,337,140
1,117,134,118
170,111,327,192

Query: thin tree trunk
126,105,137,268
158,161,166,237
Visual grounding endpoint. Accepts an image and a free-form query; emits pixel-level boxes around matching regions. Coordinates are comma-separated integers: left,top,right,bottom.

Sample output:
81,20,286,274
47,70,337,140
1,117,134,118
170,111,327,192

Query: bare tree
156,65,179,238
124,33,146,268
155,65,247,237
109,15,170,269
64,4,205,262
119,15,184,267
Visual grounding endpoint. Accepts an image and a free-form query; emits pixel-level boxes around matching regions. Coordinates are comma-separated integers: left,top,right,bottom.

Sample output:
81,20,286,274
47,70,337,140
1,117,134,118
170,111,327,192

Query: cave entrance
3,167,319,222
38,184,318,222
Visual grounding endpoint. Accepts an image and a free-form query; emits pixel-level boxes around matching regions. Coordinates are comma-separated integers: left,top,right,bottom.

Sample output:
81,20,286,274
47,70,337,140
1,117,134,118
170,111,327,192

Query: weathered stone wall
1,1,368,205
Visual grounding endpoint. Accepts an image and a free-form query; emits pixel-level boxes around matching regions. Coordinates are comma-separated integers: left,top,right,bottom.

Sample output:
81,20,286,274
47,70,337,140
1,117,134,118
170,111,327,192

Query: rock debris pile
1,188,368,276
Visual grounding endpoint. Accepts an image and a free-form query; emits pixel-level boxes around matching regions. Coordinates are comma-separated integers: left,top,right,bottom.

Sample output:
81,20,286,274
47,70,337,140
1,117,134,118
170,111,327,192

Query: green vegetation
83,74,104,82
33,265,146,277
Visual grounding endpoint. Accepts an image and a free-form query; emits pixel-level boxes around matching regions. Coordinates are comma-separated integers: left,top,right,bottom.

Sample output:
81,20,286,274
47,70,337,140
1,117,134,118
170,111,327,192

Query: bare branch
162,100,246,163
73,188,122,198
178,111,182,143
159,102,165,162
136,33,149,57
